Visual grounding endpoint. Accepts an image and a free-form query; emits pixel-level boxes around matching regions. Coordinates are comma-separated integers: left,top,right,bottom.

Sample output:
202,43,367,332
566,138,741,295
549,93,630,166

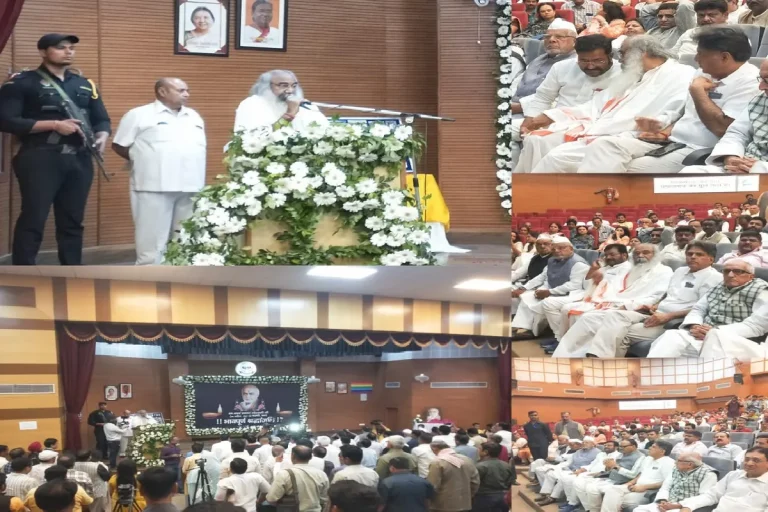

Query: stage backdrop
183,375,307,436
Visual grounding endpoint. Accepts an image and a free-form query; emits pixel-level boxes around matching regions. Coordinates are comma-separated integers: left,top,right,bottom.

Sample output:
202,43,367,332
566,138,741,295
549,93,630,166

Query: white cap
537,234,552,241
548,18,578,34
551,235,572,245
569,438,583,443
38,450,58,462
316,436,331,446
583,436,595,443
576,222,587,227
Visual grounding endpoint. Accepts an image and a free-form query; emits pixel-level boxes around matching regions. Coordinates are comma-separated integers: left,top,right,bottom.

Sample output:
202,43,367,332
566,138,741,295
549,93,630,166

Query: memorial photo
175,0,230,56
236,0,287,51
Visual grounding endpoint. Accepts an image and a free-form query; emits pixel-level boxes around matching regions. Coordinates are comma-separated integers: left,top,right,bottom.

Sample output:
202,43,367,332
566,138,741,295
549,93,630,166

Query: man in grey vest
555,412,585,441
511,236,589,340
601,440,676,512
633,452,717,512
649,258,768,357
574,439,645,512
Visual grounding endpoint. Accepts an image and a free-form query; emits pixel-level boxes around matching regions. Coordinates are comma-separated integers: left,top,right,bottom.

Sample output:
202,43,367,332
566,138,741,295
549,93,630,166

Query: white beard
626,255,661,285
606,52,645,99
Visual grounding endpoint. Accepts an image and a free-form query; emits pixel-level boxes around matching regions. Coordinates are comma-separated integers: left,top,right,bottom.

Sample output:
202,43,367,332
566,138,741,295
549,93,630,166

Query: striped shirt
74,461,109,498
5,473,38,498
67,469,94,497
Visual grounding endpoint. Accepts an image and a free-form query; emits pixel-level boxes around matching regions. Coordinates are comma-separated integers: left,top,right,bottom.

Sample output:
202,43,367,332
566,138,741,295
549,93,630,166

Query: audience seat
750,56,766,67
638,448,649,455
511,2,527,10
626,340,652,358
557,10,575,23
516,37,546,63
664,259,686,272
702,432,715,443
703,440,712,447
517,15,529,30
723,232,739,242
575,249,600,264
696,424,711,433
729,432,755,445
735,24,765,56
756,267,768,282
622,5,636,19
667,438,683,447
702,456,736,481
733,441,750,451
715,244,738,261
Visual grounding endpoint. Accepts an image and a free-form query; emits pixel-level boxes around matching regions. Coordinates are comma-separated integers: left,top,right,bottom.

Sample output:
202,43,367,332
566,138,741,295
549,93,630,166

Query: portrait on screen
175,0,230,57
236,0,288,51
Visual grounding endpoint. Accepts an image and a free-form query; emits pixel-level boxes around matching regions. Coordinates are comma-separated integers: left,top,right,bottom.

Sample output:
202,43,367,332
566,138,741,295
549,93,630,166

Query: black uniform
87,408,114,459
0,65,111,265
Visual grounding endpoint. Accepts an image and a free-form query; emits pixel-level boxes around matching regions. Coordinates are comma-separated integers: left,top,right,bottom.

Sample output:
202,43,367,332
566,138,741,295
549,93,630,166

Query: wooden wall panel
0,418,63,451
279,291,317,329
66,278,96,322
170,284,215,325
513,175,768,214
437,0,507,231
109,281,159,324
327,294,363,331
0,329,57,364
227,288,269,327
448,302,475,335
511,396,699,424
372,297,405,332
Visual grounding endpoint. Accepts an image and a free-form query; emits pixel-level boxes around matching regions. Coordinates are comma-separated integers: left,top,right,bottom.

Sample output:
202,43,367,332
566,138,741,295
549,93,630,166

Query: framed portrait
175,0,230,57
337,383,348,394
236,0,288,51
120,384,133,399
325,381,336,393
104,385,119,401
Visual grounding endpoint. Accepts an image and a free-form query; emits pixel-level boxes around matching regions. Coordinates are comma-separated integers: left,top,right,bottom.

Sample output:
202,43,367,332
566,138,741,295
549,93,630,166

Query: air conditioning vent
640,390,662,396
385,382,401,389
611,391,633,396
564,389,585,394
715,382,731,389
667,389,689,395
430,382,487,389
696,386,710,392
517,386,542,392
0,384,55,394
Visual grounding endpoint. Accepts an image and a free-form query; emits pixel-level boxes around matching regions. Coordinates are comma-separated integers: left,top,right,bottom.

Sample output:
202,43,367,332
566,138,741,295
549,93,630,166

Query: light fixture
415,374,430,383
289,423,301,432
454,278,511,292
307,376,321,384
306,267,378,280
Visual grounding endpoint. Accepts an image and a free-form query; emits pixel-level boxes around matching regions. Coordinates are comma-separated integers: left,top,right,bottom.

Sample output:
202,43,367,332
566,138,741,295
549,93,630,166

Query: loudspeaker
734,373,744,384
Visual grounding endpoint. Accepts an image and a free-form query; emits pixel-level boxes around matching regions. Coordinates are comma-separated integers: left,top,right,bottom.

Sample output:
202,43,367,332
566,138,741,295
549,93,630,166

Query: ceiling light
306,267,378,280
453,279,511,291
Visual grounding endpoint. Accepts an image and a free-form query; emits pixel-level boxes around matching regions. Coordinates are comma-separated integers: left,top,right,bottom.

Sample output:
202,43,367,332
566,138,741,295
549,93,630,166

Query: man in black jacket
523,411,552,462
87,402,114,460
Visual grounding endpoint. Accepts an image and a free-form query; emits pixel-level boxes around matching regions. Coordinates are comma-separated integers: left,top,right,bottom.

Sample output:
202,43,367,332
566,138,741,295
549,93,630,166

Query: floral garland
163,122,435,266
183,375,309,437
495,0,514,215
125,422,175,468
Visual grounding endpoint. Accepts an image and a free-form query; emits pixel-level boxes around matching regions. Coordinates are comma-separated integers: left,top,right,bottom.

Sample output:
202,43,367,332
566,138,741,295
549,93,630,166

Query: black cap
37,34,79,50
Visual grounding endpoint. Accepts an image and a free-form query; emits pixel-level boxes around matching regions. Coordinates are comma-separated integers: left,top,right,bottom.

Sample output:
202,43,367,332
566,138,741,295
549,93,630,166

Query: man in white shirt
112,78,206,265
331,445,379,487
707,432,745,460
410,433,436,478
677,446,768,512
357,439,378,470
600,441,676,512
671,431,709,458
103,418,130,469
220,439,261,479
315,436,341,468
734,217,768,247
659,226,696,265
559,441,622,512
234,70,328,135
28,450,57,484
266,446,329,512
211,435,233,462
493,423,514,451
253,436,273,466
215,458,270,512
579,25,760,173
432,425,456,448
261,445,283,484
671,0,729,58
718,230,768,269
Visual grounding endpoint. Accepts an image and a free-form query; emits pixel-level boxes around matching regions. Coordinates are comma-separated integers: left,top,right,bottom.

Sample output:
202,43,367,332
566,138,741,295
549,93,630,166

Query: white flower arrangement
164,121,433,266
125,423,176,467
495,0,515,215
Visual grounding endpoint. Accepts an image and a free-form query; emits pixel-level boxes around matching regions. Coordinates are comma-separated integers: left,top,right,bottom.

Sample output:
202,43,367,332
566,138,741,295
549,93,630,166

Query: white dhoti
535,464,558,489
560,472,583,505
512,291,582,336
515,131,587,174
553,310,645,358
647,329,702,357
509,116,524,170
529,458,551,479
622,323,667,355
554,301,588,341
581,478,617,512
699,330,768,361
578,136,694,174
541,466,571,495
131,190,195,265
634,504,664,512
119,435,131,457
600,484,650,512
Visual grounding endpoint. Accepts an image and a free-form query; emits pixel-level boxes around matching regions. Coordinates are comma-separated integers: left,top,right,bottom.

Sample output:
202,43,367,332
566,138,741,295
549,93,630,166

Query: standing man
112,78,206,265
87,402,114,461
0,34,111,265
116,410,132,458
160,437,182,489
524,411,553,461
426,441,480,512
472,443,515,512
555,412,586,440
378,457,434,512
103,418,129,470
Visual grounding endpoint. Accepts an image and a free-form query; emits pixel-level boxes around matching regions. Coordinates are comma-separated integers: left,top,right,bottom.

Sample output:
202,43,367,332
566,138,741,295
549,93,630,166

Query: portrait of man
234,384,266,412
237,0,287,51
425,407,442,423
175,0,229,56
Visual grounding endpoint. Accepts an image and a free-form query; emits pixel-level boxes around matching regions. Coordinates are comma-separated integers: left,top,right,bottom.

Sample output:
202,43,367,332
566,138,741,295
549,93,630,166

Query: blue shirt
379,472,435,512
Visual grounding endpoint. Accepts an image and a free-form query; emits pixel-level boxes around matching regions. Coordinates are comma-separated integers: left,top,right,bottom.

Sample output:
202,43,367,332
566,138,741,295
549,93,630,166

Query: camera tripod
189,460,213,505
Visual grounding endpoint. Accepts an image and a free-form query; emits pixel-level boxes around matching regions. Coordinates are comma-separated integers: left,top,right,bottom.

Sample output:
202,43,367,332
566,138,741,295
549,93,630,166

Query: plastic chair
511,2,527,10
702,431,715,443
702,456,735,481
729,432,755,446
715,243,738,262
557,9,575,23
734,24,764,56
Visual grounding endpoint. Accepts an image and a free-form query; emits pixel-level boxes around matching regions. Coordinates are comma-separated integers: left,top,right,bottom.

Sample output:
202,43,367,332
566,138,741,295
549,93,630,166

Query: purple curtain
497,347,512,422
57,325,96,450
0,0,25,54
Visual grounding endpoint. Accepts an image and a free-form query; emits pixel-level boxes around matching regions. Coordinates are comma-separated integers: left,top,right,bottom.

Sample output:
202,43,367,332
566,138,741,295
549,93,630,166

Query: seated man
515,36,696,173
553,244,674,358
734,217,768,247
577,26,759,173
705,432,744,460
573,439,645,512
511,235,553,289
737,0,768,25
599,441,675,512
648,259,768,357
647,3,689,49
671,0,730,58
507,34,620,168
682,60,768,173
697,218,733,244
670,431,708,458
632,453,717,512
535,437,600,506
659,226,696,265
718,229,768,268
528,435,574,482
510,236,589,340
700,297,768,360
558,441,622,512
591,217,615,246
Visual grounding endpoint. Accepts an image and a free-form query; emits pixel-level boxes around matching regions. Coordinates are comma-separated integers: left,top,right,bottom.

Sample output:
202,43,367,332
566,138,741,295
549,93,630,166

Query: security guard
0,34,111,265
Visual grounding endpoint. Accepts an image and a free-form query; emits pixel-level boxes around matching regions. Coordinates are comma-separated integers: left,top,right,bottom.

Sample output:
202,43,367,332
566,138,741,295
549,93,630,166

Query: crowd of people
0,420,517,512
512,401,768,512
510,198,768,359
502,0,768,173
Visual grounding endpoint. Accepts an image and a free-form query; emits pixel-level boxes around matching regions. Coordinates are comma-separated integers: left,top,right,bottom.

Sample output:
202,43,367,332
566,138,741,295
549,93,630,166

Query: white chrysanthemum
496,144,511,157
206,207,230,226
177,228,191,244
303,123,328,140
349,124,364,138
408,230,430,245
398,206,420,222
381,190,404,205
498,25,510,36
313,140,334,156
321,162,340,174
265,193,287,209
270,127,295,143
501,199,511,210
313,192,337,206
370,232,388,247
327,125,350,142
370,124,392,138
358,153,378,163
290,144,308,154
496,169,512,183
500,48,513,58
288,176,311,194
267,145,288,157
273,178,292,194
386,235,406,247
335,185,356,198
498,102,510,111
246,200,263,217
394,125,413,141
496,183,509,192
504,5,511,15
196,197,215,213
342,201,364,213
497,88,513,99
334,145,356,158
290,161,310,178
241,134,268,154
383,204,401,221
362,198,380,209
324,170,346,187
309,176,324,188
266,162,287,175
247,181,269,197
499,188,511,198
242,171,262,187
497,37,508,47
355,179,378,195
365,217,387,231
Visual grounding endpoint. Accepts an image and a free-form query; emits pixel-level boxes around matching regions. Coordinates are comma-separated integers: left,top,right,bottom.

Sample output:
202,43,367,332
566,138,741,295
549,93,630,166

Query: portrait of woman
175,0,230,56
237,0,288,51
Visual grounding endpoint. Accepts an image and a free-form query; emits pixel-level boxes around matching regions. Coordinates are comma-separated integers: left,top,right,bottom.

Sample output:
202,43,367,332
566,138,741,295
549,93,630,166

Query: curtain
497,346,512,422
0,0,25,54
57,325,96,450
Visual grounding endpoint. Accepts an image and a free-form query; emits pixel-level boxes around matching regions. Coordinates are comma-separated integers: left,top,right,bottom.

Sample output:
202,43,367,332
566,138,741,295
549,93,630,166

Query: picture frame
175,0,230,57
120,384,133,399
104,385,119,401
236,0,288,51
325,381,336,393
337,383,348,394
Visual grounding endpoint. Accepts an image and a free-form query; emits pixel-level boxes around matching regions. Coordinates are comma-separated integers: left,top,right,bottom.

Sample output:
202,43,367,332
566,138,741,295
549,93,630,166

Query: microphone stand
309,101,455,220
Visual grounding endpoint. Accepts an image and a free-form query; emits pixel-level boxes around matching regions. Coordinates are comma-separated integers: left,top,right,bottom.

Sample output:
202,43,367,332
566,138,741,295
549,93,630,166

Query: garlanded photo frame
325,381,336,393
104,385,119,401
183,375,308,436
120,384,133,399
175,0,230,57
236,0,288,51
337,383,348,394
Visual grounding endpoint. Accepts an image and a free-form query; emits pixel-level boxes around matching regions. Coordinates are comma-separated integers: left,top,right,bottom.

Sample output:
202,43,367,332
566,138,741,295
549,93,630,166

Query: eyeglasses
722,268,750,275
757,77,768,85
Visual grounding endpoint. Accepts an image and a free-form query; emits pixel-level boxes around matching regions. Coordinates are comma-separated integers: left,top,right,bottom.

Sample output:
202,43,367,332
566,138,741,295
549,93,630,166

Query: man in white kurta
234,70,328,135
112,78,206,265
559,441,621,512
511,236,590,339
633,453,718,512
553,244,674,358
515,36,696,173
600,443,676,512
700,302,768,361
648,259,768,357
